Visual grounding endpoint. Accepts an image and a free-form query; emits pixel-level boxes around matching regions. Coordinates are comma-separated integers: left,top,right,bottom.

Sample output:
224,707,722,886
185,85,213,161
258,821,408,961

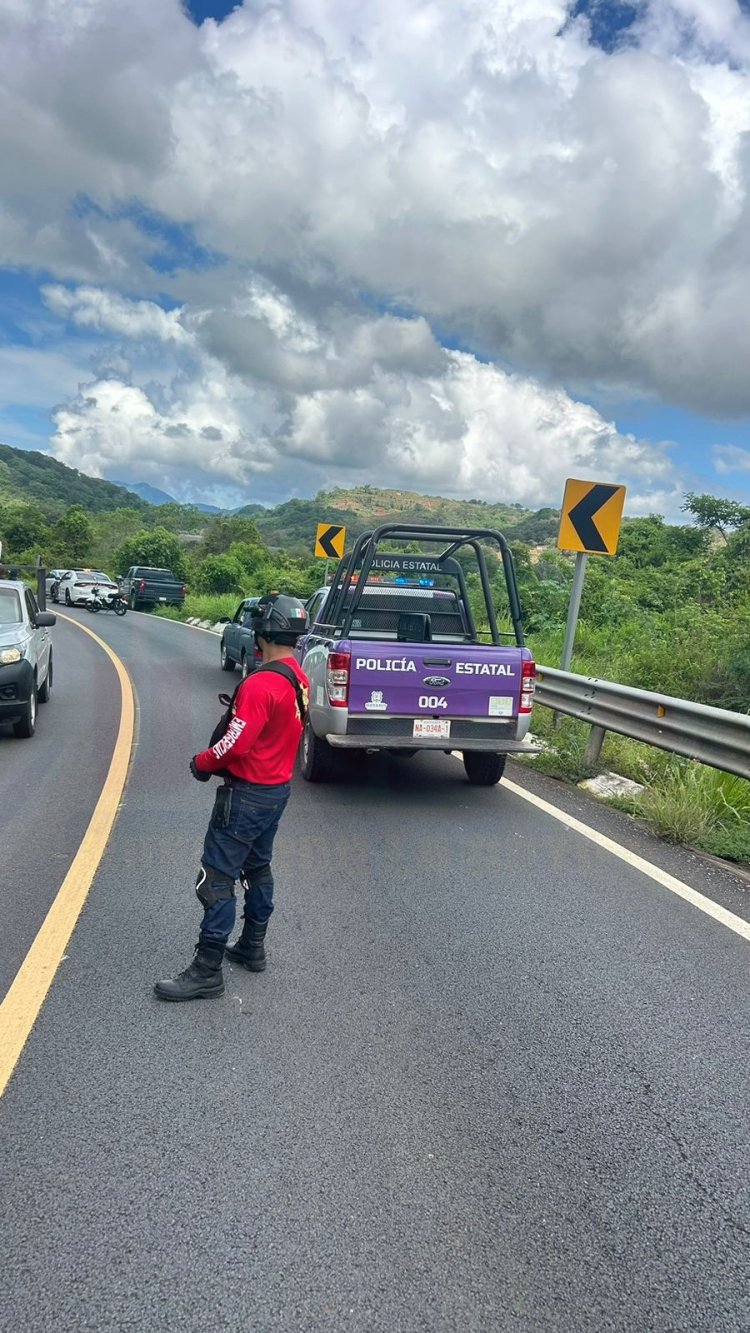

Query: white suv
0,580,55,738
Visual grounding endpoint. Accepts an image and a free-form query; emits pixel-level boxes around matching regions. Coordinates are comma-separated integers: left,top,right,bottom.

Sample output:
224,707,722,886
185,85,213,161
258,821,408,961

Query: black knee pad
240,863,273,892
195,864,236,910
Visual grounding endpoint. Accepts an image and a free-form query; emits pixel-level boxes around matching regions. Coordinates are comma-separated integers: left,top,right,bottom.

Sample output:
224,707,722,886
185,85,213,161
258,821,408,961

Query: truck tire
463,752,506,786
13,680,37,738
300,715,334,782
220,641,235,672
38,653,53,702
129,592,138,611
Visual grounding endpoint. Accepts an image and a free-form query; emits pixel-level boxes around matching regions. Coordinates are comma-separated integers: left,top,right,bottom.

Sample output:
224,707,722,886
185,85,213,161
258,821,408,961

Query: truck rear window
345,589,468,641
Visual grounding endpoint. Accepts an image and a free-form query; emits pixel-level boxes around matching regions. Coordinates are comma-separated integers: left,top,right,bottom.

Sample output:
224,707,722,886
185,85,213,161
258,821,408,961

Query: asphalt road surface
2,607,750,1332
0,612,119,996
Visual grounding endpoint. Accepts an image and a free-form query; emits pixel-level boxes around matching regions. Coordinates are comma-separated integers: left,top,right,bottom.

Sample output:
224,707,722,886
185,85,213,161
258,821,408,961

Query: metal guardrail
534,666,750,781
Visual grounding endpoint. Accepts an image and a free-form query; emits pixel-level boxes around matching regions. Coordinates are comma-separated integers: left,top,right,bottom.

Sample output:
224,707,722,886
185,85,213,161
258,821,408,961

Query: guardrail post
584,724,606,768
36,558,46,611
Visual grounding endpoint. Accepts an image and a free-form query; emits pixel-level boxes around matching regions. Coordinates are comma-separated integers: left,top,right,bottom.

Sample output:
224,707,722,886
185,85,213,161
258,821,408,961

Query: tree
52,505,94,564
112,528,188,579
0,503,51,556
146,503,206,534
200,515,262,555
682,493,750,542
195,555,244,594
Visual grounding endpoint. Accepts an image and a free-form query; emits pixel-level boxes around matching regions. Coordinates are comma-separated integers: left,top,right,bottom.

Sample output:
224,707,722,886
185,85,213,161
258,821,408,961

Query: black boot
154,941,225,1001
225,918,268,972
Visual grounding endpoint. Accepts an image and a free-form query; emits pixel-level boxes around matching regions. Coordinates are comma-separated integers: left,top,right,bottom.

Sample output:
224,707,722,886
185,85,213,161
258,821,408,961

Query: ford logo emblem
423,676,450,687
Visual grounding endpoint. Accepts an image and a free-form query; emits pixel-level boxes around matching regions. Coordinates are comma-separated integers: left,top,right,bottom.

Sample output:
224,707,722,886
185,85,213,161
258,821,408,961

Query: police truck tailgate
347,642,526,724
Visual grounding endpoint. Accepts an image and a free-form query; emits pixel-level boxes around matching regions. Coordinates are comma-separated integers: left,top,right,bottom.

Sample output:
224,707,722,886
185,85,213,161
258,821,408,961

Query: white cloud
42,285,190,343
46,284,677,512
714,444,750,473
2,0,749,504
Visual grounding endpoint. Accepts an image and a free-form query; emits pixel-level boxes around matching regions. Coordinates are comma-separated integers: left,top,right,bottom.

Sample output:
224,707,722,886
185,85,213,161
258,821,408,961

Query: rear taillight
520,659,536,713
326,651,350,707
181,584,187,594
139,579,146,592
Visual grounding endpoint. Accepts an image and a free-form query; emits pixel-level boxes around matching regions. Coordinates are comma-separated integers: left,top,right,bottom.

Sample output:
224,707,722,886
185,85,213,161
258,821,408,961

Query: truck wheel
240,651,250,678
13,681,37,738
463,752,506,786
129,593,138,611
220,641,235,672
300,715,334,782
38,653,53,702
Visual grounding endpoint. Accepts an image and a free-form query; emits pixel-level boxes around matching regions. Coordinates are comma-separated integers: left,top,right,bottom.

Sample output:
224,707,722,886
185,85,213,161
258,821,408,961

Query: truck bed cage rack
324,523,525,647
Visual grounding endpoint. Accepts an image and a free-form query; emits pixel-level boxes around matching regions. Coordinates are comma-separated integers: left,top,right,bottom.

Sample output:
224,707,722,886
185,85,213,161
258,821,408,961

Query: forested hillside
241,485,560,551
0,444,149,515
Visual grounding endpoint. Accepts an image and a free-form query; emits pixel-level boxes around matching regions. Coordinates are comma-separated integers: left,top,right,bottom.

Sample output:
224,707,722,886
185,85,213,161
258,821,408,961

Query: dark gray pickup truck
120,566,186,611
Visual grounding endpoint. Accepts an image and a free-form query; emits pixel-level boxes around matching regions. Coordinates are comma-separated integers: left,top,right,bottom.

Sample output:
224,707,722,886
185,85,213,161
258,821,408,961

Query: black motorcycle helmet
252,593,309,646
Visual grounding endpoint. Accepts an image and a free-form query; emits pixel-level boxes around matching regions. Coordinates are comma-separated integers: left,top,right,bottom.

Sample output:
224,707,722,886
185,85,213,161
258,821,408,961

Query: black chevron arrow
317,525,344,559
568,484,620,553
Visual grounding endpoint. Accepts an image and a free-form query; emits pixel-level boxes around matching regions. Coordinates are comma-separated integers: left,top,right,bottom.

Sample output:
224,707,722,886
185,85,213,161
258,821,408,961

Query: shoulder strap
255,660,308,722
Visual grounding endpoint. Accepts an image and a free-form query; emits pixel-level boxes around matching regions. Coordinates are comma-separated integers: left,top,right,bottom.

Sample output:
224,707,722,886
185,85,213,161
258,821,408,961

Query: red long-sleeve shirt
194,658,310,785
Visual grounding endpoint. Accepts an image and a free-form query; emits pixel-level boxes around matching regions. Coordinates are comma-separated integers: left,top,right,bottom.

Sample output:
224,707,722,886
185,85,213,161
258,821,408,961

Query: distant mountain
0,444,150,516
112,480,225,514
112,480,176,506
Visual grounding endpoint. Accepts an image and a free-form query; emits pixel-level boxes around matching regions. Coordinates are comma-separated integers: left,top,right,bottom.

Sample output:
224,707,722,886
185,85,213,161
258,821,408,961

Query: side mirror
36,612,56,627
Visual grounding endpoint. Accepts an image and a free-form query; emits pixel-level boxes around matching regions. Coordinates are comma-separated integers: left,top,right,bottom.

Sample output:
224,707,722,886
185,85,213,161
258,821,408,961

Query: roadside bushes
194,555,245,594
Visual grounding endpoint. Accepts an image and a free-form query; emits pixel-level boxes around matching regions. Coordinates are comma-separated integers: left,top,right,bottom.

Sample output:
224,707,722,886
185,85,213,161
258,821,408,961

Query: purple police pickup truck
295,523,538,786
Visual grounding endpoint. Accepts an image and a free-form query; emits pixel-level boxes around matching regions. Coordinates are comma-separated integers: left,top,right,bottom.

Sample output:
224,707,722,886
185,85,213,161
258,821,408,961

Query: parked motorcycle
87,584,128,616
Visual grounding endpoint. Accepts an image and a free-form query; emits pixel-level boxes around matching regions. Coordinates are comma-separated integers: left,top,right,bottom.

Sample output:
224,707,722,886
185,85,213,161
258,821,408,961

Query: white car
57,570,119,606
0,579,55,738
45,568,66,598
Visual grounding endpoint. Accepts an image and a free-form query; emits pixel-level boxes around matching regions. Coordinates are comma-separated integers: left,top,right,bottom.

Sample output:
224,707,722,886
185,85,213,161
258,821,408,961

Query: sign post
557,479,626,671
560,552,587,672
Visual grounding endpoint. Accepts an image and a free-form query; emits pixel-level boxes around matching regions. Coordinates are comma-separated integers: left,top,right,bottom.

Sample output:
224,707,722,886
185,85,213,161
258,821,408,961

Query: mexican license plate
413,718,451,739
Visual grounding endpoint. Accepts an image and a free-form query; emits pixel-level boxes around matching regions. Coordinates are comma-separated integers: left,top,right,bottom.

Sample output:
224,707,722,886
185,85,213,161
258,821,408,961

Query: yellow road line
0,614,135,1098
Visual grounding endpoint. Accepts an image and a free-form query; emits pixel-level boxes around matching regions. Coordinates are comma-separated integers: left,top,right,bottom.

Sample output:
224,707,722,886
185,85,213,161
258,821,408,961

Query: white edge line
499,770,750,943
147,615,219,636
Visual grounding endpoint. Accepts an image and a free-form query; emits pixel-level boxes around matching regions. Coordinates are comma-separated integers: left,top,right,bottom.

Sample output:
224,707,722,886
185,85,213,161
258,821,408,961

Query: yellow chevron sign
315,523,346,560
558,479,626,556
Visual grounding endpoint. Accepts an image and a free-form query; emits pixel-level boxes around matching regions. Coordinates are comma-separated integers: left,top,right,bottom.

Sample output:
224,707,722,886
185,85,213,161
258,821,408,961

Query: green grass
154,593,238,623
525,705,750,866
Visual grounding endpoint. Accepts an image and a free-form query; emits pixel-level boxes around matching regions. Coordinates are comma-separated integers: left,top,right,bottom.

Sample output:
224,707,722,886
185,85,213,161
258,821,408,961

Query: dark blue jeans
199,780,290,945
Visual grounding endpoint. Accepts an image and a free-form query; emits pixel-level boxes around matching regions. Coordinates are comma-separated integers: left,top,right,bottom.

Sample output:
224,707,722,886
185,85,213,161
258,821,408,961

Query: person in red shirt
155,594,310,1002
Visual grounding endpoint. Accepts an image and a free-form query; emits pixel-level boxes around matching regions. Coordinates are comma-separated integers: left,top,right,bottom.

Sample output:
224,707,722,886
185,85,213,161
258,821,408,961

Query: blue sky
2,0,750,515
184,0,238,22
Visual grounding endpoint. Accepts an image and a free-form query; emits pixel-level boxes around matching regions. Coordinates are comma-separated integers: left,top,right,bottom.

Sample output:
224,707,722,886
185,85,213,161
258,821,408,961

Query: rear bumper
327,717,540,753
327,734,540,753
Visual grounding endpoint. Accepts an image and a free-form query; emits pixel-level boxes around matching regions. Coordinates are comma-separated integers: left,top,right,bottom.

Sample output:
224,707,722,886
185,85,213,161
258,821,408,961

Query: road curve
0,612,121,997
2,607,750,1332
